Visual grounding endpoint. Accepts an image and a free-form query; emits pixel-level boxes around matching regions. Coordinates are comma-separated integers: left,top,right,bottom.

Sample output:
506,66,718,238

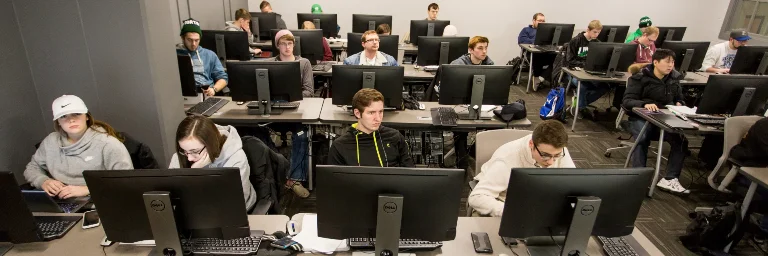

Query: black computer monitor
654,26,687,48
696,75,768,116
416,36,469,66
199,30,250,61
534,23,575,46
297,13,338,38
500,168,653,256
316,165,463,254
269,29,325,64
331,65,404,109
352,14,392,33
177,55,198,95
227,61,304,115
83,168,250,244
596,25,630,43
250,12,281,41
347,32,399,59
439,65,514,119
661,41,710,74
585,42,636,78
408,20,451,46
729,46,768,75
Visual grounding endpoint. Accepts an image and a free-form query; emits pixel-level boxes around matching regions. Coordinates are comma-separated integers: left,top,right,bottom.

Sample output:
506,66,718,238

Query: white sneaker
532,76,542,92
656,178,690,194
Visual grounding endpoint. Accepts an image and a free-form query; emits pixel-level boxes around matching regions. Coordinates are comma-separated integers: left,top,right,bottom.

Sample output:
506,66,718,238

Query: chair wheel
604,152,612,158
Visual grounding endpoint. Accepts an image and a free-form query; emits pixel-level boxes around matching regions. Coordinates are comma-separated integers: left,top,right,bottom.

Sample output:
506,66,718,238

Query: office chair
604,106,665,160
707,116,762,193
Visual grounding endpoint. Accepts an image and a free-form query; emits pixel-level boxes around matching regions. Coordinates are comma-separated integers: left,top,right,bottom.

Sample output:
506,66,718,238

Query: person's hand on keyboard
58,185,89,199
644,103,659,112
42,179,66,196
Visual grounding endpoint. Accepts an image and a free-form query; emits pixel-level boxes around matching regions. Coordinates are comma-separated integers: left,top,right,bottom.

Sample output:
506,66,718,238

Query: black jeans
531,52,557,77
628,116,688,179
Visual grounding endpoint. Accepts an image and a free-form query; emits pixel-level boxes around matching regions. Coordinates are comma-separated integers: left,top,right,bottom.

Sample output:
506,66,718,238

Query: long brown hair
53,112,124,142
175,115,227,168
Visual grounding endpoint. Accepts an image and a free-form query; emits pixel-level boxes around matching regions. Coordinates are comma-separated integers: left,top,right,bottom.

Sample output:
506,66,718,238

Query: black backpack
506,57,523,83
679,203,748,255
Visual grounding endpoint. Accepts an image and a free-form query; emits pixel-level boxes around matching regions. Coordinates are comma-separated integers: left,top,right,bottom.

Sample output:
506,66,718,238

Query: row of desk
251,40,419,55
5,213,664,255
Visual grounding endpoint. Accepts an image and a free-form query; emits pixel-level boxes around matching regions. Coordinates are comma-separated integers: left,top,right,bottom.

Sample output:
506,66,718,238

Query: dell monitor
177,55,201,104
331,65,404,109
439,65,514,120
297,13,338,38
596,25,630,43
347,32,400,59
696,75,768,116
227,61,304,116
199,30,251,61
352,14,392,33
500,168,653,256
408,20,451,46
654,26,687,48
270,29,325,64
250,12,283,41
83,168,250,254
585,42,636,78
729,46,768,75
416,36,470,66
534,23,575,46
661,41,710,77
316,165,463,255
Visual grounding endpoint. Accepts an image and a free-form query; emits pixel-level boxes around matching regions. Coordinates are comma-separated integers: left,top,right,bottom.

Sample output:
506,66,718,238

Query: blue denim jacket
343,51,398,66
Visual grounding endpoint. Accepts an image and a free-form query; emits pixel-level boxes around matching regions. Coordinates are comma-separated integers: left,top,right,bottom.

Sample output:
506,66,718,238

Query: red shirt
631,39,655,64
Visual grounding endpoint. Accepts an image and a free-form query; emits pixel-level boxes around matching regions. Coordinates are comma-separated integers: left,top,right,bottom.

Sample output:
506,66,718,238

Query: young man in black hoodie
566,20,608,120
328,89,414,167
623,49,690,194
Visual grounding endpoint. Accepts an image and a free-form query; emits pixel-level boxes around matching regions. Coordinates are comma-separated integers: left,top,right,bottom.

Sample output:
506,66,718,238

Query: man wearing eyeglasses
343,30,398,66
468,120,575,217
264,30,314,97
518,13,556,91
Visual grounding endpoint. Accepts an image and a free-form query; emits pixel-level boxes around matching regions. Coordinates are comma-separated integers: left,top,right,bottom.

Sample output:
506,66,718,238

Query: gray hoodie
450,54,495,65
24,127,133,188
224,21,256,45
169,125,257,210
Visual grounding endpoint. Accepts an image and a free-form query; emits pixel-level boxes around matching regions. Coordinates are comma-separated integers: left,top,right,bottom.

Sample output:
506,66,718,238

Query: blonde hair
588,20,603,31
302,21,316,29
468,36,489,49
643,26,659,36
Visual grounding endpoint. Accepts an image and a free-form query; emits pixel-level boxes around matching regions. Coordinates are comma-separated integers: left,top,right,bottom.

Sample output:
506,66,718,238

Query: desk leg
625,121,649,168
648,130,665,197
526,51,534,93
308,125,314,191
455,132,469,171
571,81,581,131
516,49,526,85
724,181,757,252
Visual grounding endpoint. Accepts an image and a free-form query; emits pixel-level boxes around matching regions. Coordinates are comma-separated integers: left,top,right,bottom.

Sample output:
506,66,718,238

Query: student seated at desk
170,115,257,210
176,18,229,97
403,3,440,43
259,1,287,29
451,36,494,65
224,8,262,56
700,29,751,74
625,16,653,43
24,95,133,199
468,120,575,217
328,89,414,167
518,12,555,90
343,31,399,66
376,24,391,35
566,20,608,120
623,49,690,194
301,21,333,61
310,4,341,37
264,30,314,97
630,26,658,64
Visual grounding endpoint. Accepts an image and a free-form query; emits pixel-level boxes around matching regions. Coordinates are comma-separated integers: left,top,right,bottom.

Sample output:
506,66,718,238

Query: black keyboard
182,235,262,255
598,236,639,256
348,238,442,251
535,45,559,52
430,107,458,127
312,63,331,72
690,117,725,126
187,97,230,116
246,101,300,109
35,216,80,240
57,202,80,213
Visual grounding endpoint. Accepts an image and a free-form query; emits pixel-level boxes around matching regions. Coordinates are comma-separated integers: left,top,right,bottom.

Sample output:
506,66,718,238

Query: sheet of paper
666,105,697,116
292,214,345,253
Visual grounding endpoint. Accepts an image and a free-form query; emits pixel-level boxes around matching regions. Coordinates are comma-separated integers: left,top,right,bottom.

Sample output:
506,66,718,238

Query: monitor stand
665,30,676,44
246,68,283,116
143,191,183,256
438,42,450,65
294,36,303,56
526,197,602,256
368,21,376,31
607,28,618,43
313,19,321,32
214,34,227,63
679,49,695,81
733,87,756,116
252,19,260,42
374,194,404,256
427,23,435,37
756,52,768,75
599,47,623,78
458,75,485,120
551,26,563,46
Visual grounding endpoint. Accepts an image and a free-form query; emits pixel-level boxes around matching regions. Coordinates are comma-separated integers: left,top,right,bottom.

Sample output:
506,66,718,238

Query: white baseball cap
51,95,89,120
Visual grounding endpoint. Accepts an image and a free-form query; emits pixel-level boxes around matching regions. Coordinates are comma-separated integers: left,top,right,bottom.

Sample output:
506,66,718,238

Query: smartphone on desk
82,210,100,229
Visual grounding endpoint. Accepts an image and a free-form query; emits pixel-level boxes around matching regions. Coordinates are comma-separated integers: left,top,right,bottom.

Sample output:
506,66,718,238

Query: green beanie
311,4,323,14
639,16,652,28
180,18,202,37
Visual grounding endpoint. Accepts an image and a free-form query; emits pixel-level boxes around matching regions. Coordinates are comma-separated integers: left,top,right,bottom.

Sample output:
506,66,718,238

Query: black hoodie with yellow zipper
328,123,414,167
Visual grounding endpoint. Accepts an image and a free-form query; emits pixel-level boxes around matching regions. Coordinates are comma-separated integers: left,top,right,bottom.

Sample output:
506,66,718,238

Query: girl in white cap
24,95,133,199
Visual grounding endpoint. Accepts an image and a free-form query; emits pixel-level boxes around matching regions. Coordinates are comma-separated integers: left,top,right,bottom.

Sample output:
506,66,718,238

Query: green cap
180,18,202,37
639,16,652,28
311,4,323,14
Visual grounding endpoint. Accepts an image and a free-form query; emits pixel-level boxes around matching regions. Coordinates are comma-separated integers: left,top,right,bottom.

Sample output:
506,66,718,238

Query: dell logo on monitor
383,202,397,213
150,200,166,211
580,205,595,216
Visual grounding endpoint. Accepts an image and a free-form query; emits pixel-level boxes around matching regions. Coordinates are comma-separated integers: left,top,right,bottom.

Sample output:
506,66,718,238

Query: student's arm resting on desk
518,28,534,45
300,59,315,97
397,134,415,167
468,157,510,217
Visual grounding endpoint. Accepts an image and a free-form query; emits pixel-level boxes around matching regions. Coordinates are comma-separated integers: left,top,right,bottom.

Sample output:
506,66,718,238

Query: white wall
250,0,729,63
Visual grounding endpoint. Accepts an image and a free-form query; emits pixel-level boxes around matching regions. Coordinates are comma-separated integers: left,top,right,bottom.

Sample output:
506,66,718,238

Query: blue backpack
540,87,567,122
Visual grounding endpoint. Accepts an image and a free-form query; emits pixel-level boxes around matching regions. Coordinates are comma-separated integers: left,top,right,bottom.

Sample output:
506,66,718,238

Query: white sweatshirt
700,41,737,71
468,134,575,217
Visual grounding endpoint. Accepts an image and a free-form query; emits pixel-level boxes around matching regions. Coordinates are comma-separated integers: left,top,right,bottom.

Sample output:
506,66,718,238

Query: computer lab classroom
3,0,768,255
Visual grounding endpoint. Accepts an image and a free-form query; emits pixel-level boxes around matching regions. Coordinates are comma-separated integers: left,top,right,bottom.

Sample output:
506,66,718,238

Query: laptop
22,190,90,213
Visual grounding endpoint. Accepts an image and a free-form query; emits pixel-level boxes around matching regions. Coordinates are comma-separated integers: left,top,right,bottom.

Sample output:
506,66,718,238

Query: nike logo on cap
61,103,71,108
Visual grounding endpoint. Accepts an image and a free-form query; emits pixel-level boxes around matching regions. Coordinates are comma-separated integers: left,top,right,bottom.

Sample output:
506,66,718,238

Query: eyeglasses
179,146,206,157
278,42,295,47
365,38,380,43
536,19,546,22
533,144,564,161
